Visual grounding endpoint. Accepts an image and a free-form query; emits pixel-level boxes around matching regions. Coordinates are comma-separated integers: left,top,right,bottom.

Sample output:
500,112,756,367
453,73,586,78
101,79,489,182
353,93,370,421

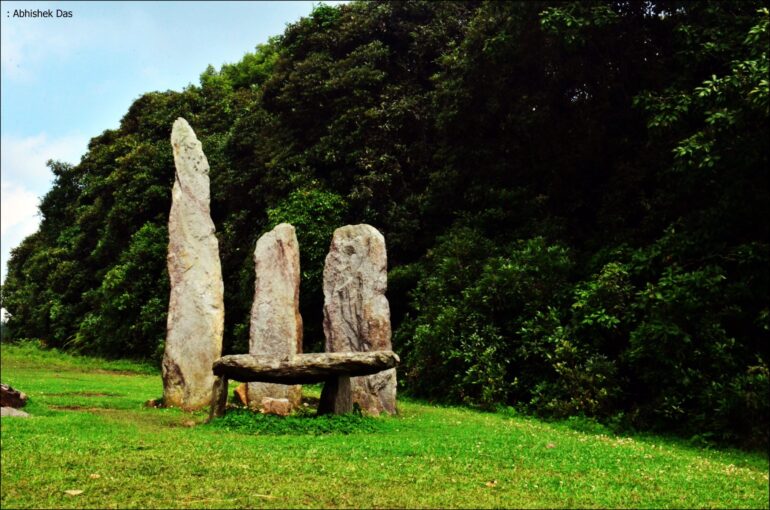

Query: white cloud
1,133,88,193
0,132,88,284
0,180,40,238
0,180,41,285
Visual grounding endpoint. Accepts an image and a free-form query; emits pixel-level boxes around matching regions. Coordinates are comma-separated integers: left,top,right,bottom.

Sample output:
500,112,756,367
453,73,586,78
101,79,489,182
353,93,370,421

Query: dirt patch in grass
49,405,104,411
48,374,88,380
47,404,202,429
45,391,123,397
3,361,153,377
92,369,149,376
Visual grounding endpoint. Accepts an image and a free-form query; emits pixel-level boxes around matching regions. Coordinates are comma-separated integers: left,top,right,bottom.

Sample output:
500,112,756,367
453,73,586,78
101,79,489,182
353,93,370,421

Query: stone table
208,351,399,420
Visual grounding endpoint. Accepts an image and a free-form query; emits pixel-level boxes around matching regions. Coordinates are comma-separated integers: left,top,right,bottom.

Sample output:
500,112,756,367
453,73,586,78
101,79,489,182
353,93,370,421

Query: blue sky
1,1,345,286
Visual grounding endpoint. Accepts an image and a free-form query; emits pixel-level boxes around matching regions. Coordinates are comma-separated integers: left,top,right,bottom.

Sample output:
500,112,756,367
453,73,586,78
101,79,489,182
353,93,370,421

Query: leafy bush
264,188,347,353
404,232,574,408
206,407,386,435
73,222,168,362
523,263,631,418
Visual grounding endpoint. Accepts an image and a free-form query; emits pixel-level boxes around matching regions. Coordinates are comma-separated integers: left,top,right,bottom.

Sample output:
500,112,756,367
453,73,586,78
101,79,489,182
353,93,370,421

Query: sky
1,0,345,289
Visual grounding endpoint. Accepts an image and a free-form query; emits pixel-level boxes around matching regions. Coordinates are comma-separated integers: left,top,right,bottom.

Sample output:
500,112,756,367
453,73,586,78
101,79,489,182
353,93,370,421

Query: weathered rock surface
209,376,228,421
162,117,224,411
260,397,292,416
213,351,400,384
323,224,397,415
234,383,248,406
1,407,29,418
318,376,352,415
247,223,302,410
0,384,28,408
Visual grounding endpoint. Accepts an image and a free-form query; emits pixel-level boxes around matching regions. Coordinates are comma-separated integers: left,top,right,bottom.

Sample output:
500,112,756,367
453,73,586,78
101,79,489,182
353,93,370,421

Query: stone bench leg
318,375,351,415
207,375,229,422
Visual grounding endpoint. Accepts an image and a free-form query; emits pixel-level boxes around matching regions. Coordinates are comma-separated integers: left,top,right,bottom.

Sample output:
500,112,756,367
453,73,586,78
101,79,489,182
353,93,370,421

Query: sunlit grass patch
1,339,156,375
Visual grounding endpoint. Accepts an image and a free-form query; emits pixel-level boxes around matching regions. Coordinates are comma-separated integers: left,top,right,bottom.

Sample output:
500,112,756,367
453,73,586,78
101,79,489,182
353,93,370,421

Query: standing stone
323,224,397,415
247,223,303,410
163,117,224,411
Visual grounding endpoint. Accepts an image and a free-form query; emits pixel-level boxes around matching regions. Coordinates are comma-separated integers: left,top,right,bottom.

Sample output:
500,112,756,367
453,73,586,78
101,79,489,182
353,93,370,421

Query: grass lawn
1,341,767,509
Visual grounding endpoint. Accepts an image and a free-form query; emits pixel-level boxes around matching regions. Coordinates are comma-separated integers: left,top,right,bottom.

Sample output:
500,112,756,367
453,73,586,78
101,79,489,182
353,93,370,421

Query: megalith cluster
162,118,397,415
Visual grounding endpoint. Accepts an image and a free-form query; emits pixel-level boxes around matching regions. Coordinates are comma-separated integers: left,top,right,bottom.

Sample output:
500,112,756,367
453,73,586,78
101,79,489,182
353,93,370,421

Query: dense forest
2,1,768,447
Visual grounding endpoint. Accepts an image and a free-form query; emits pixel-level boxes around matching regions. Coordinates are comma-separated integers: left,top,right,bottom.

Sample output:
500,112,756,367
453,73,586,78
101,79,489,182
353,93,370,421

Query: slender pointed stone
163,117,224,411
247,223,303,410
323,224,397,415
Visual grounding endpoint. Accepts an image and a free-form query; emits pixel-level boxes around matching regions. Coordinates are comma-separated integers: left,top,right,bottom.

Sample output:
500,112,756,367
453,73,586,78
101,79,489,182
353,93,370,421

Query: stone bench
208,351,399,420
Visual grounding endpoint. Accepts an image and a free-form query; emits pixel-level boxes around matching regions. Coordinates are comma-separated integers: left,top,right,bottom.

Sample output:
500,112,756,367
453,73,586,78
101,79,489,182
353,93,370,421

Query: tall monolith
247,223,303,409
323,224,397,415
163,117,224,411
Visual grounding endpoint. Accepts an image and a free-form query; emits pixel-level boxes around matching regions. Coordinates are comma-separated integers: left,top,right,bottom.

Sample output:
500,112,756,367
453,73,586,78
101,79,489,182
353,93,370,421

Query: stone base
260,397,292,416
318,375,352,415
247,382,301,411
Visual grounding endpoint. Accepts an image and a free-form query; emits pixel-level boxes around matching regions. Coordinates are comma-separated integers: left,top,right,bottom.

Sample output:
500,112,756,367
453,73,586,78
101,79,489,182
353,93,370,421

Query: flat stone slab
212,351,399,385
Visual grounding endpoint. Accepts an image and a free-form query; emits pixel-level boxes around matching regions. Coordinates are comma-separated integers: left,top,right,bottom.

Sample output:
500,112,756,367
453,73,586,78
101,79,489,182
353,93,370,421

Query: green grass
1,342,767,509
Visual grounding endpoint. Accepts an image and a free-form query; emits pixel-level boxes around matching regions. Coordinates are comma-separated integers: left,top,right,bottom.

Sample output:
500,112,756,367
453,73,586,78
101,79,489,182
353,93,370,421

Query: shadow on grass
44,391,124,397
36,402,203,430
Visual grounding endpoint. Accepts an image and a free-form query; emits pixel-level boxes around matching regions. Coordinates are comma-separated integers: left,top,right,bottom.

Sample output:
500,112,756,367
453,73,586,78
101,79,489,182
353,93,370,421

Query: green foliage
266,187,347,289
207,407,385,435
265,188,347,351
403,232,573,408
520,307,621,420
522,262,630,418
73,222,169,362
